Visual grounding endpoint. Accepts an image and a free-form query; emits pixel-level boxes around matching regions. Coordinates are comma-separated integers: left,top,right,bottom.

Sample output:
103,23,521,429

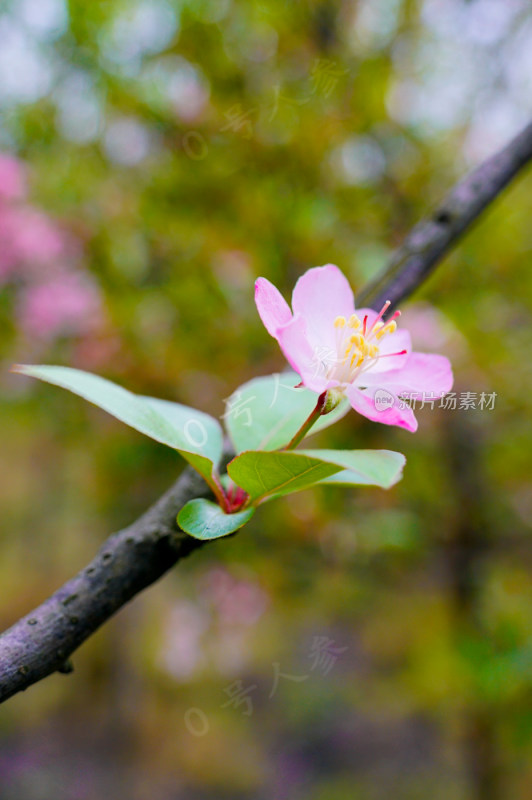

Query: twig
358,120,532,309
2,120,532,704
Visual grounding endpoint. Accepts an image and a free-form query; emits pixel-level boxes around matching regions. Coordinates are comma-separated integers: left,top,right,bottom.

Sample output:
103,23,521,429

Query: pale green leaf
303,449,406,489
177,498,255,540
142,395,223,465
228,448,405,504
224,371,349,453
13,365,223,485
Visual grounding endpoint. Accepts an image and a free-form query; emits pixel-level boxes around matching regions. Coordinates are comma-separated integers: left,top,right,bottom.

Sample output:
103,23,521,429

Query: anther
334,316,346,328
349,333,364,346
376,320,397,339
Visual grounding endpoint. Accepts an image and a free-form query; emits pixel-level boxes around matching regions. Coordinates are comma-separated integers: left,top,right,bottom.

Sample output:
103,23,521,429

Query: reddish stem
282,391,328,451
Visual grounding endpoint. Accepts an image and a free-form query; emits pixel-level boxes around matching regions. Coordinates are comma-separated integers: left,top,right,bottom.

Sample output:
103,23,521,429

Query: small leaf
224,371,348,453
177,498,255,540
228,449,405,504
12,365,223,486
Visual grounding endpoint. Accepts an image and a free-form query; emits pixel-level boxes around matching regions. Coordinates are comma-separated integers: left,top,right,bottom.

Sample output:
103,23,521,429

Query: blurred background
1,0,532,797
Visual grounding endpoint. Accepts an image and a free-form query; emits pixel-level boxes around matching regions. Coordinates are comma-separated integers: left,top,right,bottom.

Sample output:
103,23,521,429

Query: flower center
327,300,405,388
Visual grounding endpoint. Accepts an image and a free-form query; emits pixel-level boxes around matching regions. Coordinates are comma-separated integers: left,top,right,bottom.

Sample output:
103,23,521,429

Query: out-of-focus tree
2,1,532,798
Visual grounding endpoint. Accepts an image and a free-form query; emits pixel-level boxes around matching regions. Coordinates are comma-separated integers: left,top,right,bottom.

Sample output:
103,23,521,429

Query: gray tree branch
2,120,532,705
0,467,210,703
358,119,532,309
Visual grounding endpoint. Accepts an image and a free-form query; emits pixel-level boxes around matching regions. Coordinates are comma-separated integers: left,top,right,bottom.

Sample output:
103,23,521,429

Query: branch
358,119,532,309
2,120,532,704
0,467,210,703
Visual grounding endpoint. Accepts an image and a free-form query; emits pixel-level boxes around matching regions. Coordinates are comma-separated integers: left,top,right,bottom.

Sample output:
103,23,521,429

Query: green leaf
12,365,223,486
142,395,223,465
177,498,255,540
227,449,405,504
306,449,406,489
224,371,349,453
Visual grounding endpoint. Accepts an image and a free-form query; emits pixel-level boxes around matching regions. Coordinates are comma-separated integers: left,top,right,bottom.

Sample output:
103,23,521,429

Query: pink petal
354,308,412,373
360,352,453,396
346,385,418,432
255,277,292,337
276,314,334,394
363,327,412,375
292,264,355,351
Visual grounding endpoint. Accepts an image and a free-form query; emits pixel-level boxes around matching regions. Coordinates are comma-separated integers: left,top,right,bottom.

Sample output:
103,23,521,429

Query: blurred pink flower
171,78,209,123
201,567,269,626
218,580,269,626
17,272,103,341
200,567,233,603
399,302,451,351
160,601,208,680
0,151,108,351
255,264,453,432
0,207,66,284
2,206,64,264
210,627,250,675
0,153,26,201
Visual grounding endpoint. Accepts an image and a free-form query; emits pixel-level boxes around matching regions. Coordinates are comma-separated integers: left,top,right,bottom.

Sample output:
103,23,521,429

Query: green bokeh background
1,1,532,797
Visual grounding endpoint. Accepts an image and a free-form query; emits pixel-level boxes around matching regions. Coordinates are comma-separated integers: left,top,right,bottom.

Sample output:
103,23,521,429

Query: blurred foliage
1,0,532,798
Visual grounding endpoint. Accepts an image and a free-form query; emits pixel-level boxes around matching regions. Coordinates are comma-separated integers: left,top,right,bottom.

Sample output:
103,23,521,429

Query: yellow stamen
376,320,397,339
328,304,403,384
350,353,365,368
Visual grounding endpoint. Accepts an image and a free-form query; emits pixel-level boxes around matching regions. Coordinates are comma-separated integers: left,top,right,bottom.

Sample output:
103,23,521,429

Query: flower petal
276,314,335,394
360,352,453,396
292,264,355,351
363,326,412,375
255,277,292,337
346,384,418,432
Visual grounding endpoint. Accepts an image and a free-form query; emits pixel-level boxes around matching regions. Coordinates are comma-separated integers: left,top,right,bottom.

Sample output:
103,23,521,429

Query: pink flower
255,264,453,432
3,207,65,264
0,206,65,282
17,271,103,341
0,153,26,201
